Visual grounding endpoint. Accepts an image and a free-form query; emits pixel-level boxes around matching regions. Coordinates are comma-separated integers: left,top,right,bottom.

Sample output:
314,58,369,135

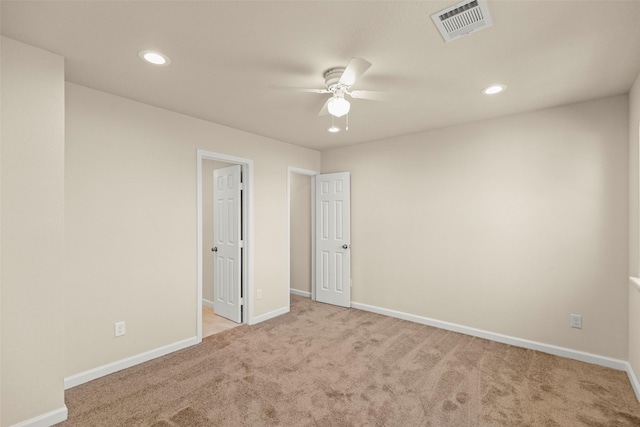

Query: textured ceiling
2,1,640,151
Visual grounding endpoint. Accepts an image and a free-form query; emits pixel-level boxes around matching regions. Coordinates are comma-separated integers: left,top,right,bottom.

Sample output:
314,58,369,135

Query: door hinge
239,183,245,191
239,240,244,248
239,297,244,305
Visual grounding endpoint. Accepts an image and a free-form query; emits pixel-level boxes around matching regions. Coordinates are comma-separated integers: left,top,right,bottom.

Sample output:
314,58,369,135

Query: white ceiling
2,1,640,151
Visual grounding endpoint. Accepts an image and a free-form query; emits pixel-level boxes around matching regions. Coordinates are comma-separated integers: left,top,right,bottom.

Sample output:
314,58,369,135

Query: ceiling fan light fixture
328,96,350,117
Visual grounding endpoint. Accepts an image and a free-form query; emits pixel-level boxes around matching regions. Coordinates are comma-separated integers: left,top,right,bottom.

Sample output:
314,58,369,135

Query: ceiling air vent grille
431,0,493,43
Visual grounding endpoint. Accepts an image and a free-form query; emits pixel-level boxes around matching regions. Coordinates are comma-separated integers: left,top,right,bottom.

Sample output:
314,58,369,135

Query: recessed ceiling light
482,84,506,95
327,126,340,133
138,50,171,66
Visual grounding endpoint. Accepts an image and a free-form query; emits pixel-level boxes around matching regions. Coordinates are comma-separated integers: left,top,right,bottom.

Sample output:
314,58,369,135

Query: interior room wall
202,159,234,305
1,37,66,426
290,173,312,294
322,95,629,360
65,82,320,378
629,71,640,379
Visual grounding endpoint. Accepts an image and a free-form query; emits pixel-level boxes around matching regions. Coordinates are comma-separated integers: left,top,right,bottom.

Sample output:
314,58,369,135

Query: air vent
431,0,493,43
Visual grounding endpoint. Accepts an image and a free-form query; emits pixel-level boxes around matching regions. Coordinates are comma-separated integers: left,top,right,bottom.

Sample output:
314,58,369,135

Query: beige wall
1,37,66,426
322,95,629,359
202,159,234,304
629,72,640,377
1,34,636,425
290,173,312,293
65,83,320,377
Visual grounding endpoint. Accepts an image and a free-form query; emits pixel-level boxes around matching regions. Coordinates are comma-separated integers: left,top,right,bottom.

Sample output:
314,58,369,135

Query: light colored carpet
58,295,640,426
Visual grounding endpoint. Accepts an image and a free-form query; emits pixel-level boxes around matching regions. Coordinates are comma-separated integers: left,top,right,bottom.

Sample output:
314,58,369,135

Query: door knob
212,247,218,252
342,244,349,249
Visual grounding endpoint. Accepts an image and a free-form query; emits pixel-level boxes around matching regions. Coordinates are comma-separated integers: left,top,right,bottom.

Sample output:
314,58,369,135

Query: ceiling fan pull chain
346,113,349,131
327,115,339,133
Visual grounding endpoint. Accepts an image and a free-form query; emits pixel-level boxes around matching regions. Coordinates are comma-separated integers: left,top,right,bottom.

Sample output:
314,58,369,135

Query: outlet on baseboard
257,289,263,300
570,314,582,329
115,321,126,337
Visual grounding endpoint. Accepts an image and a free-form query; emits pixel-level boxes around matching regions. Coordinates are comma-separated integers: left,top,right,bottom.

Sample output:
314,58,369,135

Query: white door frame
197,150,254,341
287,166,319,308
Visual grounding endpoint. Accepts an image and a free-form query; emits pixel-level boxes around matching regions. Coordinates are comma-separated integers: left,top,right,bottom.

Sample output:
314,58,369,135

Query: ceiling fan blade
318,98,331,116
339,57,372,86
270,86,331,94
349,90,389,101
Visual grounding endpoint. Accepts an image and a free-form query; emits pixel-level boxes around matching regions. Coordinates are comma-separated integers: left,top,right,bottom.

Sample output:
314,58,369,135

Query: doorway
287,168,352,309
201,160,242,337
197,150,253,342
287,167,318,308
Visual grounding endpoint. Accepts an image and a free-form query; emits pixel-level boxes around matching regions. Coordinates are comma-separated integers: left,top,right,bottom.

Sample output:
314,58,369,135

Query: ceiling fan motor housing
323,67,347,92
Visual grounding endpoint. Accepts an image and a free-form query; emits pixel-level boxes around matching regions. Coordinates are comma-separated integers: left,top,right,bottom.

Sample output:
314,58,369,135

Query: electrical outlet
257,289,263,300
115,321,126,337
570,314,582,329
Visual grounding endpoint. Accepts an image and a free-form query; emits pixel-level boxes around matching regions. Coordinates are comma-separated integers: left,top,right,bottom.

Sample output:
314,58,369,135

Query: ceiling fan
277,57,386,119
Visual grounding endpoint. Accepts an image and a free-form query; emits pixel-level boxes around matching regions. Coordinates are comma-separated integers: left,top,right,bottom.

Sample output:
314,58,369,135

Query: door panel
213,165,242,323
315,172,351,307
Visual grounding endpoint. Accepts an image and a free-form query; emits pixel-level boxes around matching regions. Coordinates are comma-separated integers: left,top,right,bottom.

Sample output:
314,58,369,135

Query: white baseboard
627,363,640,402
11,405,68,427
290,288,311,298
202,298,214,308
250,306,289,325
64,336,200,389
350,301,628,372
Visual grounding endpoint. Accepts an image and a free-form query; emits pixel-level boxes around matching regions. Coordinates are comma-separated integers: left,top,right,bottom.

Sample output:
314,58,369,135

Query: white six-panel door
213,165,242,323
315,172,351,307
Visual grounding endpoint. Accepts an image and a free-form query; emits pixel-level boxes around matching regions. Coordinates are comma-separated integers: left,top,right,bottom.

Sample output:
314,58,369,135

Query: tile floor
202,306,240,338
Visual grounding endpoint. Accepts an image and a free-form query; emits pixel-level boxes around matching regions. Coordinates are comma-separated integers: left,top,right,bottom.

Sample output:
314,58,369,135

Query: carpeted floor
58,295,640,426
